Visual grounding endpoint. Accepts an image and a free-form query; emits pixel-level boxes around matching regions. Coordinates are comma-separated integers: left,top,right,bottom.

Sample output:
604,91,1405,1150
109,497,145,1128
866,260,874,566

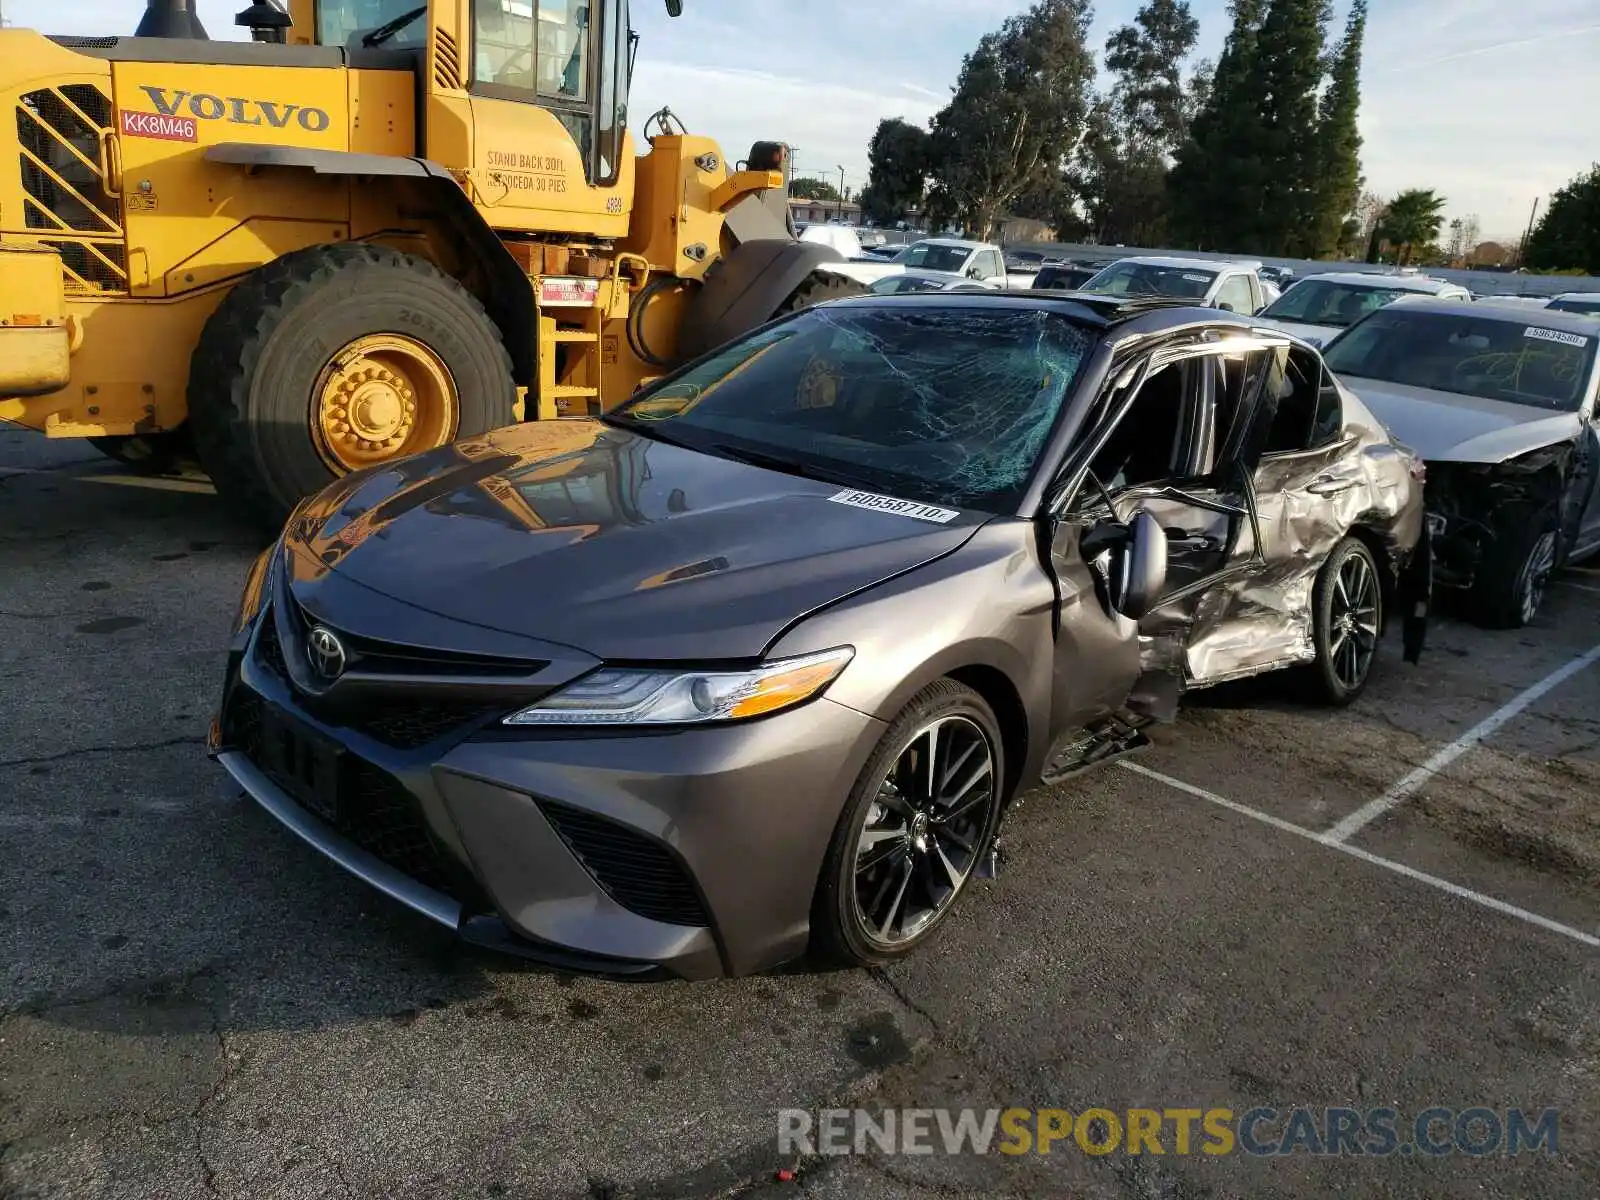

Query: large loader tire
188,244,517,528
774,271,867,316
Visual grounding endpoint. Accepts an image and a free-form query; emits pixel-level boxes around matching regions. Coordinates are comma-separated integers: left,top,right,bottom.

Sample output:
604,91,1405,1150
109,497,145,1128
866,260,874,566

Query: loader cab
470,0,630,185
298,0,633,187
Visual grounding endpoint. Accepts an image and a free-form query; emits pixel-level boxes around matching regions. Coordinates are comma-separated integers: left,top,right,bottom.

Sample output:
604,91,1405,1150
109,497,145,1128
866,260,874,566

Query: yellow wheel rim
311,333,459,472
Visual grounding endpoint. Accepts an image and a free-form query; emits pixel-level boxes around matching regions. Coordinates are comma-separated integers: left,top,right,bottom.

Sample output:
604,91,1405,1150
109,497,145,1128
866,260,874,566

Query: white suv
1079,256,1268,314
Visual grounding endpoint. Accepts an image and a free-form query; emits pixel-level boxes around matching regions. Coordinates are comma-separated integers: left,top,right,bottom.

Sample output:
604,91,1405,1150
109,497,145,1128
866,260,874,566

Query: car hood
1254,317,1342,345
286,419,985,661
1343,379,1583,464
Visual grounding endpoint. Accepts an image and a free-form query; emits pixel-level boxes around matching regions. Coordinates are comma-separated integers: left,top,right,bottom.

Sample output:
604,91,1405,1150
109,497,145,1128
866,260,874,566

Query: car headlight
502,647,855,726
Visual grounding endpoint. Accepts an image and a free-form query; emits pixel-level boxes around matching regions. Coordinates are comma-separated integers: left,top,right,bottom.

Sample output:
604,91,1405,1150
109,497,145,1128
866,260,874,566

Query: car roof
1384,294,1600,333
908,237,985,250
1099,255,1258,273
828,289,1266,333
1289,271,1465,293
1551,292,1600,303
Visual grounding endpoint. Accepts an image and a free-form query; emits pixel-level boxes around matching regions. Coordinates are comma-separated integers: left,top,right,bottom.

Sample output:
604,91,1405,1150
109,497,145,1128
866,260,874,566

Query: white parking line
1556,580,1600,597
1121,761,1599,949
1321,640,1600,845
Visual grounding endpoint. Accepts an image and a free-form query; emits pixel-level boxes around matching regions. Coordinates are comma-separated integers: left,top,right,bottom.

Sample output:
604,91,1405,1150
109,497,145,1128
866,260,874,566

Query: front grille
343,760,484,902
539,802,710,927
13,86,127,294
343,701,507,750
221,685,489,910
251,607,516,750
256,618,289,680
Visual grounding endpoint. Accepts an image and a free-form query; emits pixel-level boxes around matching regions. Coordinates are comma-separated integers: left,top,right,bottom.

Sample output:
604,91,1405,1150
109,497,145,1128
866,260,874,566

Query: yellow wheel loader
0,0,865,523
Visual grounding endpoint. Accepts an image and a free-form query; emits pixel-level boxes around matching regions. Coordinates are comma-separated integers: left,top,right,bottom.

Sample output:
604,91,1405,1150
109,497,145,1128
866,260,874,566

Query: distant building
788,198,862,226
997,216,1056,243
1469,241,1510,268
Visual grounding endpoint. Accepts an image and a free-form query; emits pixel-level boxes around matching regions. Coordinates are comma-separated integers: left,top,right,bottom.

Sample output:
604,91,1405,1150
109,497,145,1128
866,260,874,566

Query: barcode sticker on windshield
829,489,960,524
1183,273,1211,283
1524,326,1589,348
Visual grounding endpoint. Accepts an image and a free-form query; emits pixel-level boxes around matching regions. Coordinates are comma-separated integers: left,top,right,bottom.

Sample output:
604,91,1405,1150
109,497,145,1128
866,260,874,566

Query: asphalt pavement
2,425,1596,1199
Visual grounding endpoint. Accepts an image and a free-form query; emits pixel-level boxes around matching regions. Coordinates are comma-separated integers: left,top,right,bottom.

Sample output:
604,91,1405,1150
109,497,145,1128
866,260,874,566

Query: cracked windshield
611,307,1092,512
1,0,1597,1196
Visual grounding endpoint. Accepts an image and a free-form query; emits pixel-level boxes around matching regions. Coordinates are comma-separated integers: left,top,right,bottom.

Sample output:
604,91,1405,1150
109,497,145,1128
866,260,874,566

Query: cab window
319,0,428,49
472,0,628,185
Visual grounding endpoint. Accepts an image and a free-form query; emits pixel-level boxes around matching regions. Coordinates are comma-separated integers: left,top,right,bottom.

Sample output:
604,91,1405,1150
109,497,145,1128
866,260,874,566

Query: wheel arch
945,663,1030,806
203,144,536,388
1345,523,1397,634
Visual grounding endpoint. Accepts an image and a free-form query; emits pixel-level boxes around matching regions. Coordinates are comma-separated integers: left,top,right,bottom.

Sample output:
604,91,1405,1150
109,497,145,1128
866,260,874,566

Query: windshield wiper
362,5,426,46
706,443,876,489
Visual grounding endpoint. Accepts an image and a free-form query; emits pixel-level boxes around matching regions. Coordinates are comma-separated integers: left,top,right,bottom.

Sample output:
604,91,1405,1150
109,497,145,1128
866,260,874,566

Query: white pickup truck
895,238,1040,289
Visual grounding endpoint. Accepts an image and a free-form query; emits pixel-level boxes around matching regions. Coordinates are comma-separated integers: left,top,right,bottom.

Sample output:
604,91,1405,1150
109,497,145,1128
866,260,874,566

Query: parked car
868,269,997,294
1546,293,1600,317
796,224,905,285
861,244,907,260
1079,256,1269,314
1323,297,1600,627
1259,266,1297,288
1030,262,1101,291
212,293,1429,978
1004,249,1051,273
895,238,1035,288
1469,293,1549,308
1257,271,1473,347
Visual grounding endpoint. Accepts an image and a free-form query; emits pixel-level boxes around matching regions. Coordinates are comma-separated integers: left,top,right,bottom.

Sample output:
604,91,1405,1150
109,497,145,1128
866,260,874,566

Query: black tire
1470,508,1560,629
1299,536,1383,707
187,244,517,527
87,428,193,474
811,679,1005,968
774,271,866,316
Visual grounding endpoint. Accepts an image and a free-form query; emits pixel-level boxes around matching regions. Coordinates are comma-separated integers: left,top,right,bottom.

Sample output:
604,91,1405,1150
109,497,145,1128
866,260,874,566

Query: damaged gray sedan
1323,298,1600,627
212,294,1429,978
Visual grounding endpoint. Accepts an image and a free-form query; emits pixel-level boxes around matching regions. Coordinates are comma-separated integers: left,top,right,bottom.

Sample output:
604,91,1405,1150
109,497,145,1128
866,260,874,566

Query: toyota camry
211,294,1430,978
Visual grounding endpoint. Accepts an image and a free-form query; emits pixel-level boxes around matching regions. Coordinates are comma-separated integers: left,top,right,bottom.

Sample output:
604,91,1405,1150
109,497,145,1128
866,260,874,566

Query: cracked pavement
2,426,1596,1198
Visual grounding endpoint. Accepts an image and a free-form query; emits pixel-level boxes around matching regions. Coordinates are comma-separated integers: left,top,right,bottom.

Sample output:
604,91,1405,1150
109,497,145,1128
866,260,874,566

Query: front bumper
212,609,886,979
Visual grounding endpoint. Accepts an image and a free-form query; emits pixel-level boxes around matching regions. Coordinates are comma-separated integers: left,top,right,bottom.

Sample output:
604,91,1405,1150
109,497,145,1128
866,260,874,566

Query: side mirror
1217,301,1236,313
967,266,984,279
1111,510,1167,621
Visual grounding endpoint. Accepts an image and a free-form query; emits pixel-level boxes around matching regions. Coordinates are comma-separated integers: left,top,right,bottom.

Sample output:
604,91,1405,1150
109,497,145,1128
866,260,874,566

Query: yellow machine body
0,2,803,477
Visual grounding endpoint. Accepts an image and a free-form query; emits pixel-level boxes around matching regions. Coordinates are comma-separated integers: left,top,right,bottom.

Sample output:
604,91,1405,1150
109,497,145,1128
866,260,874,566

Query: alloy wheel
1520,531,1558,625
1329,550,1380,691
850,715,998,947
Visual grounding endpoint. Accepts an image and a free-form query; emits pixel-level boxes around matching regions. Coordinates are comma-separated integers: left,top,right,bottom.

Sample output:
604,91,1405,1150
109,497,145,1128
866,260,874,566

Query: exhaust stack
134,0,210,39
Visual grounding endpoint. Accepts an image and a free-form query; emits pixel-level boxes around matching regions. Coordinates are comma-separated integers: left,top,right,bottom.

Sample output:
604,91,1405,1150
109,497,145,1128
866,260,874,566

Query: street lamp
837,165,846,224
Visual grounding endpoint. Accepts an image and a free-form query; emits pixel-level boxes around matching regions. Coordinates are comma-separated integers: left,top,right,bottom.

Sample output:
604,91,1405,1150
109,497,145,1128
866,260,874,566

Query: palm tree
1379,189,1447,265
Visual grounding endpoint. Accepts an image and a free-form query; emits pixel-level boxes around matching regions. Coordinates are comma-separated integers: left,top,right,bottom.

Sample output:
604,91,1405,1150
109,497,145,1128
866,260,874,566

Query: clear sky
8,0,1597,240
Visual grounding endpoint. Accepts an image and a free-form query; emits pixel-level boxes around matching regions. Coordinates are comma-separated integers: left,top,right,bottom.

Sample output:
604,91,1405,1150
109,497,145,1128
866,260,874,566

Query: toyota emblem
306,625,347,681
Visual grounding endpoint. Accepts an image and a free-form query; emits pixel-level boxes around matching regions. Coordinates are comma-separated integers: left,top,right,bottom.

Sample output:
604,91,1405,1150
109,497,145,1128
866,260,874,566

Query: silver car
1324,297,1600,626
1257,271,1473,347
